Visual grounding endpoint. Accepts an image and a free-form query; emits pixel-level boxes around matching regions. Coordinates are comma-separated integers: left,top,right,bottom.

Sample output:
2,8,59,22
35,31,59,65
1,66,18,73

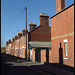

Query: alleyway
1,54,74,75
1,54,52,75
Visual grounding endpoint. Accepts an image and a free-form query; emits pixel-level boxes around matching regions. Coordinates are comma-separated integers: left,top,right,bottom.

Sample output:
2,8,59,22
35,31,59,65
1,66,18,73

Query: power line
2,8,25,36
2,7,25,12
5,14,24,40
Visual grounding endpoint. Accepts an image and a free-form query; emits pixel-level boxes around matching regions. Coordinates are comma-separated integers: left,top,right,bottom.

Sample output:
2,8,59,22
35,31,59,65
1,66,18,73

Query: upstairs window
64,42,68,57
64,39,68,57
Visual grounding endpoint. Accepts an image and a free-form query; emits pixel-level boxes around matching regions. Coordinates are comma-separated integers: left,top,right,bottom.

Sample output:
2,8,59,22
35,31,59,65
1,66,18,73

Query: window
64,42,67,57
64,39,68,57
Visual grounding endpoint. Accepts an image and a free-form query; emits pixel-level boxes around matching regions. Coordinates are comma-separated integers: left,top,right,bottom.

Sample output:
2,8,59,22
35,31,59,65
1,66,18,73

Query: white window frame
63,39,68,57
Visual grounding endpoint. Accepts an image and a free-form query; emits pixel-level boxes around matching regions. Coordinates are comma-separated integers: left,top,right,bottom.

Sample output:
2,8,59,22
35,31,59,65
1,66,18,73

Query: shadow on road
1,54,47,75
1,53,74,75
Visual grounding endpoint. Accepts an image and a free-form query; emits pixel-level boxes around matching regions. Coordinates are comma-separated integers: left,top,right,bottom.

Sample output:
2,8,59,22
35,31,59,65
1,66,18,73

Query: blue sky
1,0,74,47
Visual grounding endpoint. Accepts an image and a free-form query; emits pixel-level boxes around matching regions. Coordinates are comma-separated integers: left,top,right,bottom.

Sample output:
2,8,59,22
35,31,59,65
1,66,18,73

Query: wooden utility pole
25,7,27,60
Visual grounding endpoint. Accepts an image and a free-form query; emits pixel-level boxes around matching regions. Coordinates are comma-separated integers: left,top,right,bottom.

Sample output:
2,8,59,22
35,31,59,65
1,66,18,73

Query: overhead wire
2,7,25,12
11,10,25,37
2,8,25,36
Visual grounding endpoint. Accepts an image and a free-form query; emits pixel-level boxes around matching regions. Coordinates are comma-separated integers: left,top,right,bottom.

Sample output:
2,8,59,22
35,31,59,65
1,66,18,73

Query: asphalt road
1,54,52,75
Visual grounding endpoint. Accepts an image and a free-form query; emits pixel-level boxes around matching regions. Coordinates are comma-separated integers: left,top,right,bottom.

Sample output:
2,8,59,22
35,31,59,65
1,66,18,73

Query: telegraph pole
25,7,27,61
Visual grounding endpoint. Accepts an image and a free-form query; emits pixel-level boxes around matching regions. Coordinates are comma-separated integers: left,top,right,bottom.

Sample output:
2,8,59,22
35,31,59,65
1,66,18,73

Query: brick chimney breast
18,33,22,38
9,39,11,44
15,36,17,40
22,29,26,36
29,23,36,32
56,0,65,13
39,13,49,26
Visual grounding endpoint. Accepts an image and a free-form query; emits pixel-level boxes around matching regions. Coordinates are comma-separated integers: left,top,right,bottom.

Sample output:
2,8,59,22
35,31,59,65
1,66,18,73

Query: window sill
64,57,68,60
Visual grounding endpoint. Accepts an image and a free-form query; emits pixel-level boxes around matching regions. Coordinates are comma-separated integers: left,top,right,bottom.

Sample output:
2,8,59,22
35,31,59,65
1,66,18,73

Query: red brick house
18,30,29,59
28,14,51,63
50,0,74,67
6,14,51,63
6,0,74,66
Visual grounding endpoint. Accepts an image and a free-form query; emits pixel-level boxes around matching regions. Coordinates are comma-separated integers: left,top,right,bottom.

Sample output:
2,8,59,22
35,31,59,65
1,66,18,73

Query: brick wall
32,48,52,63
11,42,13,56
17,33,29,60
28,26,51,41
18,36,26,58
51,5,74,67
56,0,65,13
32,49,35,62
49,50,52,63
39,15,49,26
41,50,46,63
28,14,51,42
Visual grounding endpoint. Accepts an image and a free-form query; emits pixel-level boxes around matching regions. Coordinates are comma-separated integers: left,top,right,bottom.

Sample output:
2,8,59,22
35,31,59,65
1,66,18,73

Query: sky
1,0,74,47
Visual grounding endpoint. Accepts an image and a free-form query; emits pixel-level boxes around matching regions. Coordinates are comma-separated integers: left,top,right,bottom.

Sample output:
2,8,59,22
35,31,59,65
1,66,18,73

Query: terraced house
6,0,74,68
6,14,51,63
50,0,74,67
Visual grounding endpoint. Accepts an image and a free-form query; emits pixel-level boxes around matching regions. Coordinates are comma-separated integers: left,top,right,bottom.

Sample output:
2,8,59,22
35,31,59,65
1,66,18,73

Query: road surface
1,54,52,75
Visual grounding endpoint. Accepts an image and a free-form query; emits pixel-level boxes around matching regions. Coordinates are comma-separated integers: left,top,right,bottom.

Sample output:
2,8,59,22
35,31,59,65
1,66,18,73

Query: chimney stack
15,36,17,40
22,29,28,36
56,0,65,13
18,33,22,38
39,13,49,26
9,39,11,44
22,29,26,36
29,23,36,32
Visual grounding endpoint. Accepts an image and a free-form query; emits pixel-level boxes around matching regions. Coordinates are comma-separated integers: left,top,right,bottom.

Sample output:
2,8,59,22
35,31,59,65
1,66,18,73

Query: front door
35,49,41,62
46,48,49,63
